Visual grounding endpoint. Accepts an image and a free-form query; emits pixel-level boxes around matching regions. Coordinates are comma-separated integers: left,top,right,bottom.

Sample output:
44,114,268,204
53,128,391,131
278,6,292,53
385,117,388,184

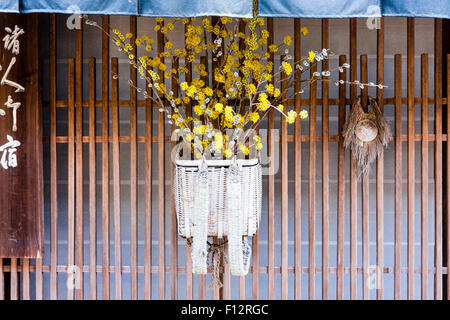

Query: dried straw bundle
342,97,392,175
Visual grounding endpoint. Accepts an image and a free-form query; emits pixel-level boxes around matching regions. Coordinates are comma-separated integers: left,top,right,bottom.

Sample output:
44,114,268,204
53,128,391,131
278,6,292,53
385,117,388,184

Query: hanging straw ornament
342,97,392,175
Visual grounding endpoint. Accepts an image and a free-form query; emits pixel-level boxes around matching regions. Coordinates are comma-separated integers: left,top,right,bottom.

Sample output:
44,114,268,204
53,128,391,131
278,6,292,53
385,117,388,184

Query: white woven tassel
191,159,209,274
227,159,251,276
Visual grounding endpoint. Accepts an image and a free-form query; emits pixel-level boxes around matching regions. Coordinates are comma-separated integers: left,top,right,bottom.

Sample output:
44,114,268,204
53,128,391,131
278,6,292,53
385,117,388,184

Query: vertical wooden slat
22,258,30,300
376,17,385,301
101,15,111,300
35,12,44,299
321,18,330,300
199,56,206,301
337,55,346,300
394,54,403,300
309,63,317,301
157,21,166,301
447,53,450,300
267,17,275,300
129,15,138,301
281,55,288,300
49,13,58,300
75,25,84,301
434,18,443,300
111,57,122,300
144,65,153,300
421,54,429,300
361,54,369,300
10,259,17,300
0,259,3,300
349,18,358,300
294,17,302,300
407,18,415,300
184,20,193,301
250,18,259,302
88,57,97,300
67,58,75,301
170,58,179,301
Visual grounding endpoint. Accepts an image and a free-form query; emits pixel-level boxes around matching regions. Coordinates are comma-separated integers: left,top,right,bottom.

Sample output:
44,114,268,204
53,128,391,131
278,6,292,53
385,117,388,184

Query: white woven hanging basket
174,157,262,276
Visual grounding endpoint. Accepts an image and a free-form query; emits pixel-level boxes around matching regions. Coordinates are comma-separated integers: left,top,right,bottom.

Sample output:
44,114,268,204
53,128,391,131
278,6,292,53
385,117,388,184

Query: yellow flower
308,51,316,62
301,27,309,36
126,33,133,39
180,82,188,90
182,18,190,24
159,63,167,71
167,23,175,30
115,39,121,46
263,73,273,81
214,71,225,83
283,35,292,46
186,85,196,97
249,112,260,123
273,88,280,98
194,105,205,116
269,44,278,52
203,87,213,96
265,83,274,95
214,103,224,113
154,25,160,31
286,110,297,124
239,145,250,156
145,44,152,51
224,106,233,115
135,38,142,46
247,84,256,95
299,109,309,119
165,41,174,49
282,61,292,75
156,17,164,22
224,148,232,158
277,104,284,112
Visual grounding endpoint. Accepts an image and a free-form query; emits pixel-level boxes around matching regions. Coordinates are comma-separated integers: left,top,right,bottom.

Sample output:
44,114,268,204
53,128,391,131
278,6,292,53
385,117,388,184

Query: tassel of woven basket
226,158,251,276
207,242,228,289
191,158,209,274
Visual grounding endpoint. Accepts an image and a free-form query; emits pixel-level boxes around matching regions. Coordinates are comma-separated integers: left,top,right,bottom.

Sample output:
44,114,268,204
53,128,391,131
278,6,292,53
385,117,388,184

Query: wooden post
0,14,43,261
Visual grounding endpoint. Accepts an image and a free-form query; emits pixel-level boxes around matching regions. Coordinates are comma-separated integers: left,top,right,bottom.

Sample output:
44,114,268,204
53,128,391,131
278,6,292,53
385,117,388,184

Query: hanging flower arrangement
83,15,388,283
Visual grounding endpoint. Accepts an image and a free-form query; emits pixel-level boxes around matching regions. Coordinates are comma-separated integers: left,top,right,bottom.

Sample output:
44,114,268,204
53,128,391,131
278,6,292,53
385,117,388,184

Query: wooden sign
0,14,43,258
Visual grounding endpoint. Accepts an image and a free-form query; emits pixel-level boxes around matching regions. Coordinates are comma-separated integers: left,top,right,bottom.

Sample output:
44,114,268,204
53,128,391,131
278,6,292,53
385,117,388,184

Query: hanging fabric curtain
0,0,19,13
0,1,448,23
139,0,253,17
383,0,450,18
19,0,138,15
258,0,450,18
259,0,382,18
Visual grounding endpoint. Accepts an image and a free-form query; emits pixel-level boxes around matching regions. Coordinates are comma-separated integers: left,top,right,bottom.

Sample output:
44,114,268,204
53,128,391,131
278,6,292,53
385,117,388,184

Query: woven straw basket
174,158,262,239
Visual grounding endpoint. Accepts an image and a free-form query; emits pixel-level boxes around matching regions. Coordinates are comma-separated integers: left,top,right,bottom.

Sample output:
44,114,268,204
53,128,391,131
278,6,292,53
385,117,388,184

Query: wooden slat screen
0,14,449,300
